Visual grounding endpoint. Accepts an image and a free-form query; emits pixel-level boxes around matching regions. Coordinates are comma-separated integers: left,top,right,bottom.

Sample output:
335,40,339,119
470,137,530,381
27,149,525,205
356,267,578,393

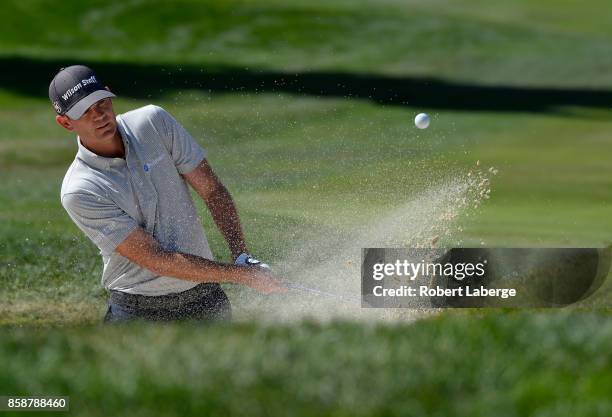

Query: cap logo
52,101,62,113
60,76,98,102
61,82,83,101
82,75,97,86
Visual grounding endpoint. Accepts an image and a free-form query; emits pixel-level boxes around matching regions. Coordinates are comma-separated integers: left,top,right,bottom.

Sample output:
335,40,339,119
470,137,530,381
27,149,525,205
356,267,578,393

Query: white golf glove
234,252,270,270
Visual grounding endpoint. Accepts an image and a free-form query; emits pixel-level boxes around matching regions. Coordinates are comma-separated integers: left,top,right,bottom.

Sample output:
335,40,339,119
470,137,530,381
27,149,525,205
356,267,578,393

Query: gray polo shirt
61,105,214,296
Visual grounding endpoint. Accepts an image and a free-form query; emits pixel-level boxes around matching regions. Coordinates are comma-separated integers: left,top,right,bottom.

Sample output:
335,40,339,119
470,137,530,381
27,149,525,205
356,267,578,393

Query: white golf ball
414,113,430,129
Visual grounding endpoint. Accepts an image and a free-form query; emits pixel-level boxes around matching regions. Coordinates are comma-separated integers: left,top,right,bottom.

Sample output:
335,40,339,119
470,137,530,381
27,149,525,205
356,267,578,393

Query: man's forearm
181,160,249,260
153,249,250,285
116,228,283,293
206,184,248,260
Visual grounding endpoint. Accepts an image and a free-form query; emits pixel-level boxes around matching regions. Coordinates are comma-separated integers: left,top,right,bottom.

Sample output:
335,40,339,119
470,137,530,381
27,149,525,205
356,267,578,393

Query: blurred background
1,1,611,416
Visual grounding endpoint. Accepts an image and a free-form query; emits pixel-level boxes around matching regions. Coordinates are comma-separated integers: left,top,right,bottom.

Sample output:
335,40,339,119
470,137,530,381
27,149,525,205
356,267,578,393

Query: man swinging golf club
49,65,286,322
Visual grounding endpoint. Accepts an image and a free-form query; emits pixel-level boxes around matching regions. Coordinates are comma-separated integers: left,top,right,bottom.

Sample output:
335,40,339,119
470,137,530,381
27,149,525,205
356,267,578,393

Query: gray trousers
104,283,232,323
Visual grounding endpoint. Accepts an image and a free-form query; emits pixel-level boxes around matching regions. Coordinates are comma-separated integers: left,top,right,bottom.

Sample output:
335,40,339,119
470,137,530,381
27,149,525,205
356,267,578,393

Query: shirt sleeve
61,192,140,255
154,106,207,174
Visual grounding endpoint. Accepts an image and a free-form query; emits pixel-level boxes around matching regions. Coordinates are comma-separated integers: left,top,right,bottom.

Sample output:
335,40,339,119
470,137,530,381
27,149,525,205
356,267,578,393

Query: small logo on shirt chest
143,155,164,172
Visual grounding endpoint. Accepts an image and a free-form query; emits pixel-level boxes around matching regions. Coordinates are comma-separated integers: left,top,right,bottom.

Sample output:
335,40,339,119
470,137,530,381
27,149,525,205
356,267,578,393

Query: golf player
49,65,285,322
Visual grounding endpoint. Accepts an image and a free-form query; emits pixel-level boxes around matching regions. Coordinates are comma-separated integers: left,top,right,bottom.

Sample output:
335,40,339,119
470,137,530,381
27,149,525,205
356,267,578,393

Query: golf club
282,280,365,305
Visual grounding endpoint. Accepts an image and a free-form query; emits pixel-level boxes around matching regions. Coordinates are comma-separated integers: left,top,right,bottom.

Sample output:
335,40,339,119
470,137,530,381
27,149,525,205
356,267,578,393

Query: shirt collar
76,119,129,170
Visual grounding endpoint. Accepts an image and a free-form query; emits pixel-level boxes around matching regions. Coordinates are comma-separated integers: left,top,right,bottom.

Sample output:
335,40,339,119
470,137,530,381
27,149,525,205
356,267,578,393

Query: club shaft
283,281,361,303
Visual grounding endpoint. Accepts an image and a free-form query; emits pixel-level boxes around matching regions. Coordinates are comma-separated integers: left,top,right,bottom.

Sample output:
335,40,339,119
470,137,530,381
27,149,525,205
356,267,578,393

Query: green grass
1,312,610,417
3,0,612,87
1,0,611,415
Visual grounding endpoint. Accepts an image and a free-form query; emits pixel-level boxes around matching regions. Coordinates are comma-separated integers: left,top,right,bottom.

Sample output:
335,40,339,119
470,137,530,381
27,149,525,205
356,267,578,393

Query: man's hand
241,267,287,294
233,252,284,293
234,252,270,269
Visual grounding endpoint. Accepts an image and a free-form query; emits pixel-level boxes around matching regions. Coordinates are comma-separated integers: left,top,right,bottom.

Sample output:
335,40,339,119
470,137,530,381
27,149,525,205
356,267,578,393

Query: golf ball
415,113,430,129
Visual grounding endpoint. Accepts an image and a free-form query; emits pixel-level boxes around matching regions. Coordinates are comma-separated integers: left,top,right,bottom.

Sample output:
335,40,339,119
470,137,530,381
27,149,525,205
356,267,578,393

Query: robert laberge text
372,285,517,299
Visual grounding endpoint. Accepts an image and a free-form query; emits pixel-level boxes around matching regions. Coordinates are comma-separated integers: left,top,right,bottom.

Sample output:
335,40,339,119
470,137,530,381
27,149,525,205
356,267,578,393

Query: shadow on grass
3,55,612,113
